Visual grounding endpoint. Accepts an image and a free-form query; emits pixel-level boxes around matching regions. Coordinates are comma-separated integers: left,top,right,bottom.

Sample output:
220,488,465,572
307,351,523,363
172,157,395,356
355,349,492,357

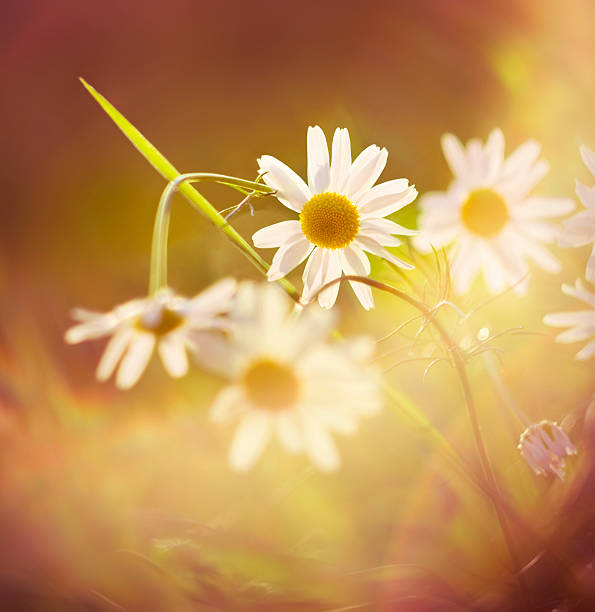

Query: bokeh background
1,1,594,609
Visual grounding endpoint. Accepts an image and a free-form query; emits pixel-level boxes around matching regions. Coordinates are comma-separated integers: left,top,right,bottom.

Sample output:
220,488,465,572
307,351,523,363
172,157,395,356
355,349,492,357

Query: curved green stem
312,275,530,610
149,173,274,295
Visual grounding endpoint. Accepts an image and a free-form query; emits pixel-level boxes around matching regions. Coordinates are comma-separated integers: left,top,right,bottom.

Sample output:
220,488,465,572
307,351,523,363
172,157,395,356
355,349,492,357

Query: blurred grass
1,0,595,609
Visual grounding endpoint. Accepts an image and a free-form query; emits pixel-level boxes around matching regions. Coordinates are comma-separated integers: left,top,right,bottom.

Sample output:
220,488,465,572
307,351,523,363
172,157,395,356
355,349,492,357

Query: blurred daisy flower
252,126,417,310
415,129,575,294
65,279,237,389
209,282,382,472
559,146,595,283
518,420,577,480
543,279,595,360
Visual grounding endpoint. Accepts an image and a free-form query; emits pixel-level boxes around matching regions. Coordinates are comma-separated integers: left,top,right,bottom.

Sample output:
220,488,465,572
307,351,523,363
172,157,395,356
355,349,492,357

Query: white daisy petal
96,326,134,381
494,235,530,287
346,145,388,201
187,278,237,316
318,250,343,309
341,245,374,310
358,182,417,218
519,238,561,274
451,239,483,294
414,220,460,253
576,182,595,212
360,218,417,236
562,279,595,307
580,145,595,177
158,335,189,378
253,220,302,248
481,246,508,293
65,315,119,344
210,385,244,423
466,139,484,183
501,139,541,179
355,235,413,270
329,128,351,192
116,332,155,390
559,210,595,247
301,247,325,302
229,411,272,471
556,325,595,344
520,220,560,243
257,155,312,212
303,418,341,472
543,311,595,327
267,236,314,281
441,133,469,178
358,229,401,248
501,160,549,202
70,307,106,322
307,125,330,194
587,247,595,284
276,412,303,453
483,128,505,183
576,339,595,360
545,279,595,359
514,197,575,219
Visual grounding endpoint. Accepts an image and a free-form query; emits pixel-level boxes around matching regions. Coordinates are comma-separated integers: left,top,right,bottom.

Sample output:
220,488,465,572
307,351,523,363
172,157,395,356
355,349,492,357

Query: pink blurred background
1,1,594,609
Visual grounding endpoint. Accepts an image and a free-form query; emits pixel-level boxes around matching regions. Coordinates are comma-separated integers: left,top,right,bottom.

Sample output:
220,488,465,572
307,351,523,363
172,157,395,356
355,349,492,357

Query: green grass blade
79,78,298,298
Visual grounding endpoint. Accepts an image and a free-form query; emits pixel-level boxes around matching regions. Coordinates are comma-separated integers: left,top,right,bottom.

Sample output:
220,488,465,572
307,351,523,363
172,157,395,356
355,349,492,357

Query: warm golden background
1,1,594,610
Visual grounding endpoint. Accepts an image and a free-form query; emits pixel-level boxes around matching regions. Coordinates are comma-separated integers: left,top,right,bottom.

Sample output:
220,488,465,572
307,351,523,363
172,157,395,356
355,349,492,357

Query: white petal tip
64,331,79,344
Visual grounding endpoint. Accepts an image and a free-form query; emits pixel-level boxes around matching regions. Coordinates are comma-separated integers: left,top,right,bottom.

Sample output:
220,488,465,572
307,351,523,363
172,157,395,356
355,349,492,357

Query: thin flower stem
147,172,299,299
481,350,531,428
311,275,531,610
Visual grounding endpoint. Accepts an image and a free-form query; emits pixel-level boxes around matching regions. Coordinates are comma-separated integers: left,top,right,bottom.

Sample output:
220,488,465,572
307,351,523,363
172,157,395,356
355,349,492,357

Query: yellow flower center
461,188,509,238
242,358,301,411
300,192,360,249
135,308,184,336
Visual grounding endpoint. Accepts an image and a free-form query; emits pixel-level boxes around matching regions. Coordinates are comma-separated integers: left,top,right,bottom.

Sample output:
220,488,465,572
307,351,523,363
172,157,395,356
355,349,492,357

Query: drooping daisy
559,146,595,283
518,420,577,480
252,126,417,310
543,279,595,360
415,129,575,294
65,279,237,389
209,282,382,471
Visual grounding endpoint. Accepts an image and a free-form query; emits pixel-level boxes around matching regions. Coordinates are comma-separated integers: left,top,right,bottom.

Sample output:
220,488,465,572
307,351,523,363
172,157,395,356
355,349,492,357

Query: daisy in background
559,146,595,283
209,282,382,472
65,279,237,389
518,420,577,480
543,279,595,360
252,125,417,310
415,129,575,294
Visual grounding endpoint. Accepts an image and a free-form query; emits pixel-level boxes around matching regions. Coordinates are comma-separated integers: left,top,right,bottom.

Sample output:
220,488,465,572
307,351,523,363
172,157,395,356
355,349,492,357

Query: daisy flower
415,129,575,294
518,420,577,480
65,279,237,389
209,282,382,472
252,126,417,310
559,146,595,283
543,279,595,360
